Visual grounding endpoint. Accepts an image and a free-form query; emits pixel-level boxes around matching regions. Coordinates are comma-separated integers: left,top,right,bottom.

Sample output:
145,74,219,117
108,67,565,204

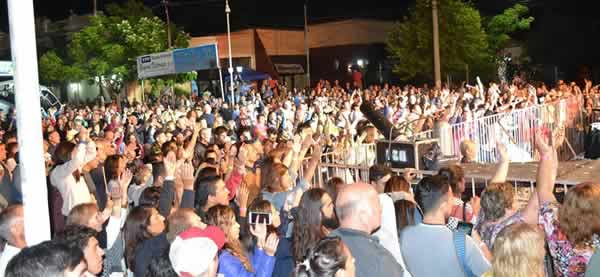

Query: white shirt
50,141,97,216
0,244,21,276
374,194,413,277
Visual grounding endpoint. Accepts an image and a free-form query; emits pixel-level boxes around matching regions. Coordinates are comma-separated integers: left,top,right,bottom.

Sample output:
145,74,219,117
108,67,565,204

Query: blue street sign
173,44,218,74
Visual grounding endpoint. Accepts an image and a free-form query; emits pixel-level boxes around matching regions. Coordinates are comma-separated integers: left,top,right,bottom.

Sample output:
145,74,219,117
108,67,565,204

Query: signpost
137,51,175,79
136,44,224,101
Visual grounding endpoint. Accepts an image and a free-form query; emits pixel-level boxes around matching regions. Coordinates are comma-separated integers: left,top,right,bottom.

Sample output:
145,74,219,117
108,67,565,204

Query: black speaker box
376,139,439,170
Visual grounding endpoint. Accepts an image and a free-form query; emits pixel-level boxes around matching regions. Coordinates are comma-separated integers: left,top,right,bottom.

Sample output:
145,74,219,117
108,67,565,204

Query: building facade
189,19,396,89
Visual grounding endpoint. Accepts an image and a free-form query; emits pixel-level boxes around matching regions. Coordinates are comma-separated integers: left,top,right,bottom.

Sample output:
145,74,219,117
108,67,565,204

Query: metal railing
302,162,576,197
423,96,585,163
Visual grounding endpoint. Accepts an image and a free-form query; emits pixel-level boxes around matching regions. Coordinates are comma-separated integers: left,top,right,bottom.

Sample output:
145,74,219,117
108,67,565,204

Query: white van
0,81,63,116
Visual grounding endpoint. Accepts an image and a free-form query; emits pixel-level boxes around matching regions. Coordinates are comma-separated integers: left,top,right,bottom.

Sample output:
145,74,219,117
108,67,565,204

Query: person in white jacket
50,128,97,217
369,164,413,277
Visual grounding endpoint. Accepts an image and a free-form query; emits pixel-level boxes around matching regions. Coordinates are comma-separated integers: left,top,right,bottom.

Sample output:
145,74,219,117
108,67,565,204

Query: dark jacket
272,238,294,277
133,233,169,277
133,178,178,277
329,228,404,277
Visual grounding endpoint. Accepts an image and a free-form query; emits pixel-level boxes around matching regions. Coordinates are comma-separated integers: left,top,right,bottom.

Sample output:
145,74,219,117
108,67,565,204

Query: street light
163,0,172,48
225,0,234,106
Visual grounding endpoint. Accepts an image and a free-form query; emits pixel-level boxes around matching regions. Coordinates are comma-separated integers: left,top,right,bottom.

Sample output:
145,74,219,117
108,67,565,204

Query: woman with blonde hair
483,223,546,277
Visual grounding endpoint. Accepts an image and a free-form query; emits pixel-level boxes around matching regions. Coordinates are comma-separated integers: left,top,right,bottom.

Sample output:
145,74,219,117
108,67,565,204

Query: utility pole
7,0,51,245
225,0,235,106
432,0,441,89
93,0,97,16
163,0,172,48
304,1,311,88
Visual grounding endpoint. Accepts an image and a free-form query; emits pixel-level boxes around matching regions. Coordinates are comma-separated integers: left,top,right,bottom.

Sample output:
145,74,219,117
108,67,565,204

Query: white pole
304,2,311,88
7,0,51,245
225,0,235,106
218,68,225,101
141,79,145,103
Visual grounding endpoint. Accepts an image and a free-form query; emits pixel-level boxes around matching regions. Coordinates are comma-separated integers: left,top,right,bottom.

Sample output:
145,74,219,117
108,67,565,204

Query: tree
386,0,489,82
39,51,67,86
386,1,534,82
39,0,191,98
486,3,534,53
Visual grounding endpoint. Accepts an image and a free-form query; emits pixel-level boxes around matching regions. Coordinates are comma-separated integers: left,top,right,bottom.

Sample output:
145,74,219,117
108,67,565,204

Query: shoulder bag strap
453,231,475,277
463,201,468,222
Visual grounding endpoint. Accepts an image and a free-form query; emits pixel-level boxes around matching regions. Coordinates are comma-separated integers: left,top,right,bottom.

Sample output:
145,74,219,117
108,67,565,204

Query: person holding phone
241,199,294,277
207,205,279,277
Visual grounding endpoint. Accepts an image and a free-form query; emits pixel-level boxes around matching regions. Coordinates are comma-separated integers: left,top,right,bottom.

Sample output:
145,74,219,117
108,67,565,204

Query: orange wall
188,19,396,66
189,29,256,67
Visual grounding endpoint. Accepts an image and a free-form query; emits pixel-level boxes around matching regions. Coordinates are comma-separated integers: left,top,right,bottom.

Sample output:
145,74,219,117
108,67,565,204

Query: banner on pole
137,44,219,79
173,44,219,73
137,51,175,79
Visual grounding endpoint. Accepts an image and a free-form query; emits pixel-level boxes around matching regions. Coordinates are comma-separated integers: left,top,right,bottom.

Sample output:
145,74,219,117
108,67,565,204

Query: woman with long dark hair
294,237,355,277
292,188,338,263
123,206,166,277
384,175,417,236
122,151,180,277
207,205,279,277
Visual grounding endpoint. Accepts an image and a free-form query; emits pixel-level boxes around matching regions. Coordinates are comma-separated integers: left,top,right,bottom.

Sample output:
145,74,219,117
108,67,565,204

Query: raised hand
497,142,509,163
178,162,195,191
163,151,177,177
469,196,481,216
263,233,280,256
236,184,250,216
250,221,268,247
78,127,89,142
553,125,566,149
292,135,303,153
119,169,133,190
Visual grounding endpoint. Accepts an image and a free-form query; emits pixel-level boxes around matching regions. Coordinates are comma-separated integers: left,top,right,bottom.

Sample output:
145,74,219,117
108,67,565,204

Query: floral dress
477,211,524,250
539,202,599,277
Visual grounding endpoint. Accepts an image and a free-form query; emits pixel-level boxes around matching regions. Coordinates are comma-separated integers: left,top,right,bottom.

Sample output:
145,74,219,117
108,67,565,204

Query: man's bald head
335,182,381,234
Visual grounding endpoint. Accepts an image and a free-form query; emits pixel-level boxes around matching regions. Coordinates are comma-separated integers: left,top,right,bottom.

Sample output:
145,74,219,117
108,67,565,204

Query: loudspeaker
376,139,439,170
360,101,402,140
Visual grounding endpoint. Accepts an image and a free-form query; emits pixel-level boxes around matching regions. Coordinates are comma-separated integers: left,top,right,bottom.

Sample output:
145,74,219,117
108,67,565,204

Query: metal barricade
414,96,585,163
306,162,577,199
298,143,377,187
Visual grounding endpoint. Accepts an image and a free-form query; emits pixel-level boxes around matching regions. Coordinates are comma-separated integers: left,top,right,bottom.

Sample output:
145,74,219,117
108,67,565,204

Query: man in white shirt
0,204,26,276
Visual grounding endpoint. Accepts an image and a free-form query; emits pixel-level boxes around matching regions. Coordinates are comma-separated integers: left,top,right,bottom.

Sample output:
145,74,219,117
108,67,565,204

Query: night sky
1,0,600,79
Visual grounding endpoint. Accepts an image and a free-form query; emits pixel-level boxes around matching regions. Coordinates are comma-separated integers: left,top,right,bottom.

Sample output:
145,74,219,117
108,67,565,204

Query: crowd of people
0,77,597,277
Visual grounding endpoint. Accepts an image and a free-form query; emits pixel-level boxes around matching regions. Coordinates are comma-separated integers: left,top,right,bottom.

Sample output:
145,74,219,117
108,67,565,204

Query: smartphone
248,212,272,225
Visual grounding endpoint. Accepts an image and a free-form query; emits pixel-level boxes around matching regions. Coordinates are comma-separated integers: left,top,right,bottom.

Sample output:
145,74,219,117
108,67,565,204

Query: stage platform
441,159,600,186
